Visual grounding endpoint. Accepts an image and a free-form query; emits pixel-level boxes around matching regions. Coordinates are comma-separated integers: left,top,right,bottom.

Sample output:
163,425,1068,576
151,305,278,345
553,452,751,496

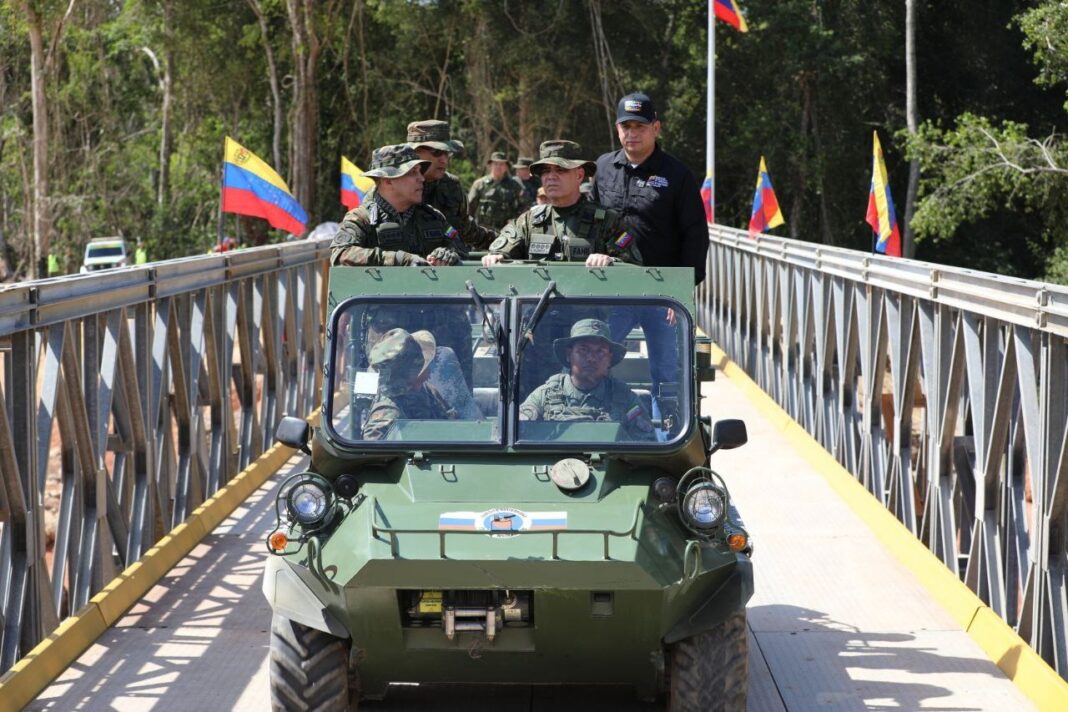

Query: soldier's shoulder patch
489,236,508,251
530,204,551,224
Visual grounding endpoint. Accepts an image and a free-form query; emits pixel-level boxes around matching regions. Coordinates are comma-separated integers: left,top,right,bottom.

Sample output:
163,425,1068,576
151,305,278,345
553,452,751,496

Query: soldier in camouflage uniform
515,156,540,207
482,140,642,268
406,120,495,249
468,152,527,230
331,144,467,267
519,319,654,441
332,144,473,386
363,328,458,441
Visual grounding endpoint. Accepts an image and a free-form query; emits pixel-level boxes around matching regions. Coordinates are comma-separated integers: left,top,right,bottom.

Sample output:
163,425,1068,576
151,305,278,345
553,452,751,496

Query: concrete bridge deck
25,373,1035,711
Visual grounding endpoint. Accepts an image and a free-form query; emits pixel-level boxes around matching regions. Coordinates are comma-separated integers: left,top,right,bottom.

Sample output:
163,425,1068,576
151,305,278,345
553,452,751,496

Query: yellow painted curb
0,427,308,711
710,344,1068,711
0,604,108,712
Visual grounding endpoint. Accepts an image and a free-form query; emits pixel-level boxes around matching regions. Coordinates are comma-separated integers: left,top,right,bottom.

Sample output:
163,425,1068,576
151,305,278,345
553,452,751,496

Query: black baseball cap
616,92,658,124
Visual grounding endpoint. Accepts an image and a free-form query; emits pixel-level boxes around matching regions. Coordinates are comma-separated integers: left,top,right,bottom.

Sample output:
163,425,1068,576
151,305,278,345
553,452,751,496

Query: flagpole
217,136,226,249
706,3,715,225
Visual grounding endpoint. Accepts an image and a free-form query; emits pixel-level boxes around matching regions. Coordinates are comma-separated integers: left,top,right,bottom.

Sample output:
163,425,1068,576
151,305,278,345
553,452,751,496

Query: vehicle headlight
286,476,334,527
680,482,726,531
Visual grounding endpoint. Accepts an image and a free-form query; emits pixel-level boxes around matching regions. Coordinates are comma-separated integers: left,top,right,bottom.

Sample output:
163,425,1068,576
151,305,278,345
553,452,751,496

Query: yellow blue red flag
340,156,375,210
866,131,902,257
713,0,748,32
222,137,306,235
701,172,714,223
748,156,784,236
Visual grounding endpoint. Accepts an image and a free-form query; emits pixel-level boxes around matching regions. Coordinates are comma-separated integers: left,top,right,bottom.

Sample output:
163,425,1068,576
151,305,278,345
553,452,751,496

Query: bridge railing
0,239,331,674
698,224,1068,678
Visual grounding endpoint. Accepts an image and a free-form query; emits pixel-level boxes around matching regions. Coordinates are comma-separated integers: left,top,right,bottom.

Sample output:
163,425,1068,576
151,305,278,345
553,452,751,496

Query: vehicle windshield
326,298,504,446
86,244,124,258
514,298,690,447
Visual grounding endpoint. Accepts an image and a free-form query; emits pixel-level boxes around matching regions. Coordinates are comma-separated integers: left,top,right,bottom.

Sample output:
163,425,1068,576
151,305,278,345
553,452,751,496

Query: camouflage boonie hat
486,151,511,165
406,120,463,154
553,319,626,367
369,328,436,393
515,156,534,168
363,144,430,179
530,140,596,177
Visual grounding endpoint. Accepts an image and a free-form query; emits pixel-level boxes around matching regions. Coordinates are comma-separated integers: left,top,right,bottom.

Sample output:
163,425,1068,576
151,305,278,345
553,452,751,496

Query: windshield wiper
512,280,557,401
466,280,507,391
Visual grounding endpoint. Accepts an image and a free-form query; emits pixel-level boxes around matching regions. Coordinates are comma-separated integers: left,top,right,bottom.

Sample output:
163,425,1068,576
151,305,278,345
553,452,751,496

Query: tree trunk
158,0,175,210
903,0,920,259
247,0,284,170
25,4,50,279
466,11,494,163
286,0,319,231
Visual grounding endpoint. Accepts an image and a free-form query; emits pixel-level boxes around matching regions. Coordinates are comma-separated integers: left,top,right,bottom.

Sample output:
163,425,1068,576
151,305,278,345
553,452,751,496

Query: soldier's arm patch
489,236,508,252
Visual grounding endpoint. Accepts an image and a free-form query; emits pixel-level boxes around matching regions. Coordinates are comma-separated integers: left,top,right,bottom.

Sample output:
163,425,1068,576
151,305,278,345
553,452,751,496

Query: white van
80,237,130,273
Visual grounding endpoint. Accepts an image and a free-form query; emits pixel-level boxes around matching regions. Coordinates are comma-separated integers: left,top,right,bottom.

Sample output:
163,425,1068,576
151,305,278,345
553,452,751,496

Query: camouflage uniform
515,156,540,207
362,328,457,441
519,320,653,441
407,120,495,249
332,144,472,385
487,141,642,264
468,151,527,230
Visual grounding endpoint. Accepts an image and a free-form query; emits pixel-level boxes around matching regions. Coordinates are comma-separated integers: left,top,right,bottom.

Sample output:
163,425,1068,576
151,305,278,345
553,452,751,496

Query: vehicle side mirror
276,416,311,455
695,340,716,382
709,419,747,455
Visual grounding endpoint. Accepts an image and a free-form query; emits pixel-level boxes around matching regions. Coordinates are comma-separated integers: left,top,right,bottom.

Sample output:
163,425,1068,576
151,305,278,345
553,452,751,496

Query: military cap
515,156,535,168
362,144,430,179
553,319,626,367
369,328,436,392
530,140,596,177
406,120,463,154
616,91,658,125
486,151,511,165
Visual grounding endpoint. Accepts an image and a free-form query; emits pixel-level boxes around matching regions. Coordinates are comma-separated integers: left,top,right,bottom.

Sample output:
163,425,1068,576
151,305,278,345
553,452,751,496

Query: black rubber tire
269,613,354,711
667,608,748,712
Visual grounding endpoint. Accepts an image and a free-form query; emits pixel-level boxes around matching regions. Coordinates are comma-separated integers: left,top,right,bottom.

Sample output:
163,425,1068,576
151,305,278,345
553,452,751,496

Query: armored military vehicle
263,263,753,711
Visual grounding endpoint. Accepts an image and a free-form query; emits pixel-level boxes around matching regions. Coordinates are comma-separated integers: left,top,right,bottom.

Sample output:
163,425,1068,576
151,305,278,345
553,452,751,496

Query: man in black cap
591,92,708,283
590,92,707,427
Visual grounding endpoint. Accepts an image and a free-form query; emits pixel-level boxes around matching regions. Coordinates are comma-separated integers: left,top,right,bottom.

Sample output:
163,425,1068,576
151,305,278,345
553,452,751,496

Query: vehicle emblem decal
439,508,567,536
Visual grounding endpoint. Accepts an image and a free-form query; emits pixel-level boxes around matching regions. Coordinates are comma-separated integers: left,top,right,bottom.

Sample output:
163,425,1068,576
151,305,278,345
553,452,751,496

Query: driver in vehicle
519,319,654,439
363,328,458,441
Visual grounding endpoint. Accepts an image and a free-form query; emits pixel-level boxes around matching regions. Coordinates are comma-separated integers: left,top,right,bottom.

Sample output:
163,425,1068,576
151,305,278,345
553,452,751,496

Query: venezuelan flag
341,156,375,209
701,172,714,223
221,137,307,236
866,131,902,257
748,156,784,236
713,0,748,32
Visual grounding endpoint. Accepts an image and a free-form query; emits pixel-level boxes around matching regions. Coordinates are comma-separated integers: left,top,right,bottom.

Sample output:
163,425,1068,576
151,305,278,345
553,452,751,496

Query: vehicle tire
269,613,354,711
667,608,748,712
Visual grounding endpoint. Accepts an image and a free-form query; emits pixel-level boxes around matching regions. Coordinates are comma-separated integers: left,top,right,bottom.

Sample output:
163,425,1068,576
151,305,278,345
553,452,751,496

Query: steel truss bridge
0,227,1065,710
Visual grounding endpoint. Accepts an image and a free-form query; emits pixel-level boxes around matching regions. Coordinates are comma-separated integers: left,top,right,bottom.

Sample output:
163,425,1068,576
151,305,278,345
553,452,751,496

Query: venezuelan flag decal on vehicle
439,508,568,535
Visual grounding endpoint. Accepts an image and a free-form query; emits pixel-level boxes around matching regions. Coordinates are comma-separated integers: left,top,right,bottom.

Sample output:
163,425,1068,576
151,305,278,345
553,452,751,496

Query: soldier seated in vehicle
363,328,458,441
519,319,654,440
481,140,643,268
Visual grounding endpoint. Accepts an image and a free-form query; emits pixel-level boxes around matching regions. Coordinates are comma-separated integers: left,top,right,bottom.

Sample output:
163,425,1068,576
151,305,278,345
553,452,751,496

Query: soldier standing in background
514,156,540,207
406,120,495,249
468,152,526,230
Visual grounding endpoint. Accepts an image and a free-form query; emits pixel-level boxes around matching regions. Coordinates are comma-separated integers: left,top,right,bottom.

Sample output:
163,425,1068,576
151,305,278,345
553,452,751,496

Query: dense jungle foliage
2,1,1067,282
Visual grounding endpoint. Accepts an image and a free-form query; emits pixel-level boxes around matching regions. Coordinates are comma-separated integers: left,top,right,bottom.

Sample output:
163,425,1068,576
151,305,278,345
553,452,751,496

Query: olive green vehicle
263,263,753,711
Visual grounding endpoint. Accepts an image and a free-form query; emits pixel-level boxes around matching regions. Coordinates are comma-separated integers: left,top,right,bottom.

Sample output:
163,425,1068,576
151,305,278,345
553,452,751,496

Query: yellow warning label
418,591,443,614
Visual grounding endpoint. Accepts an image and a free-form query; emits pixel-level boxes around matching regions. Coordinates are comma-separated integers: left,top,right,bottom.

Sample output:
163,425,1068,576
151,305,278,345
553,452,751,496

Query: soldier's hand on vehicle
585,253,615,268
481,254,505,267
427,247,461,266
397,250,428,266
